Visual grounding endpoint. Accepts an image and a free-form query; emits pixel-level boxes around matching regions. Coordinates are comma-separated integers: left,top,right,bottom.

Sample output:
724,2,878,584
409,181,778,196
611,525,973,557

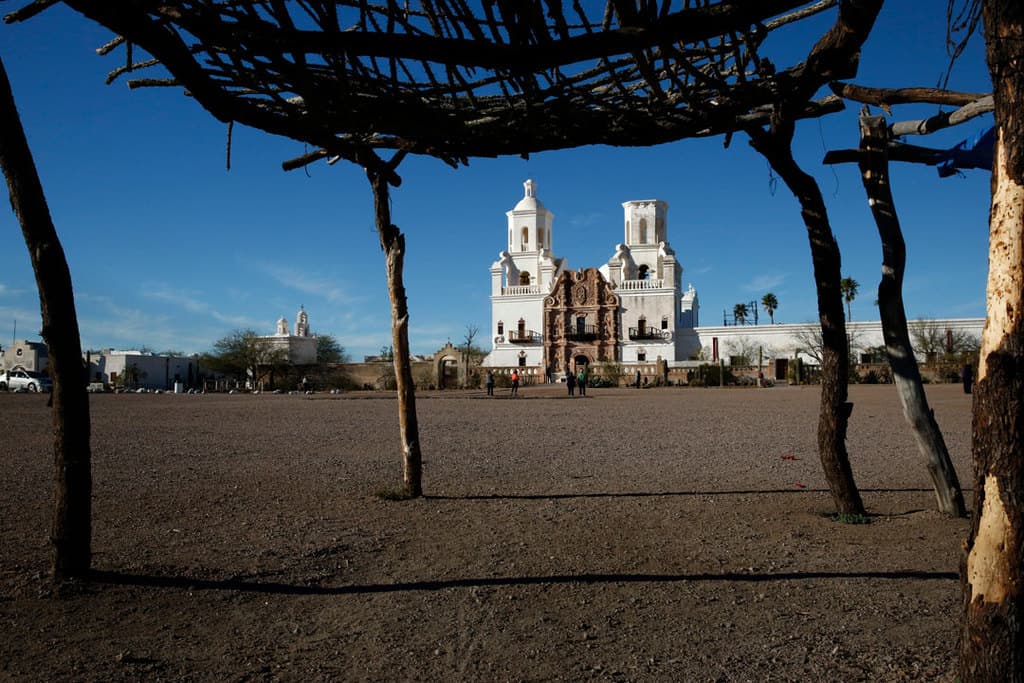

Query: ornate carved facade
544,268,620,373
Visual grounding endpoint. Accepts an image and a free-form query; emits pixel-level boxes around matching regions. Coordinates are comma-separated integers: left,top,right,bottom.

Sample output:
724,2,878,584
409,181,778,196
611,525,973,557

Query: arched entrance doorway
439,356,458,388
432,342,463,389
573,354,590,371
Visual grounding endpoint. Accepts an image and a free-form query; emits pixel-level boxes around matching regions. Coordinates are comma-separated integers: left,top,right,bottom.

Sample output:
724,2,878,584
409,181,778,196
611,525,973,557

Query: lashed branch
830,81,988,107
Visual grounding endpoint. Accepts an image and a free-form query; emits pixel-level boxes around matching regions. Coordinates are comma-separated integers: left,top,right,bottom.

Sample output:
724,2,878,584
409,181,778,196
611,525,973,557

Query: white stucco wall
687,318,985,366
93,351,199,389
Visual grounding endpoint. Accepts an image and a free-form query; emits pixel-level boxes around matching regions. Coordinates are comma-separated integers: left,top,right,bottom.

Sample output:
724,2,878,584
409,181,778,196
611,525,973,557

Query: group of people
484,369,518,396
565,367,587,396
483,366,589,397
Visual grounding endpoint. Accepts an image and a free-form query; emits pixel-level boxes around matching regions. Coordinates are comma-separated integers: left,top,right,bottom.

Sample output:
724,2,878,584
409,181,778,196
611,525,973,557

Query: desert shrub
698,364,735,386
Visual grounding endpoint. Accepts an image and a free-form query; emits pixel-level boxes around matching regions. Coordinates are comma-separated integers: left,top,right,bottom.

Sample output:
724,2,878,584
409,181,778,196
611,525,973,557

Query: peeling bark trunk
748,122,864,516
960,2,1024,678
0,57,92,579
367,169,422,498
856,111,967,518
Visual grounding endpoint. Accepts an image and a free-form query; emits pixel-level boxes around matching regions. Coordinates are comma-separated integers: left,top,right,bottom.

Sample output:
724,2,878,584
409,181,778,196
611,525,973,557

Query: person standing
510,369,519,396
577,367,587,397
635,370,642,388
961,363,974,394
485,370,495,396
566,368,576,396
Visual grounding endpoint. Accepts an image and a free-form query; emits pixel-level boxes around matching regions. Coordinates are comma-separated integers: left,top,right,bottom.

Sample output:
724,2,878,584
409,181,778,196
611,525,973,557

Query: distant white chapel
263,305,317,365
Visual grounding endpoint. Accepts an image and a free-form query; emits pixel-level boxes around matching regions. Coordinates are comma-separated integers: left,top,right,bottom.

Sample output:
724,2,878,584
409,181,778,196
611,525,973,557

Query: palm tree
840,277,859,321
733,302,749,325
761,292,778,324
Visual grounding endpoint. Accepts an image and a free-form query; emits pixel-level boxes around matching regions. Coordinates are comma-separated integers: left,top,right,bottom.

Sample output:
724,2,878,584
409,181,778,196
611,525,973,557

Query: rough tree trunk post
367,164,423,498
748,120,865,516
0,56,92,579
960,1,1024,677
856,110,967,517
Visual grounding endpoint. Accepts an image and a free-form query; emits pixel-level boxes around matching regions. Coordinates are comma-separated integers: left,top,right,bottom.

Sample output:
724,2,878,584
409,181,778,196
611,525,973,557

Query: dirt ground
0,383,974,681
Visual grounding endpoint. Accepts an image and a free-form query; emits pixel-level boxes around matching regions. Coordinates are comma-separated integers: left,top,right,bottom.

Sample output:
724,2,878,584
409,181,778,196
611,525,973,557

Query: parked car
0,368,53,392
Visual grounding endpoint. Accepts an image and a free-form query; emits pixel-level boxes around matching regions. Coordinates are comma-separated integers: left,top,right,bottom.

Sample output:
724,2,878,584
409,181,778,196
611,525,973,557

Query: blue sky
0,3,993,360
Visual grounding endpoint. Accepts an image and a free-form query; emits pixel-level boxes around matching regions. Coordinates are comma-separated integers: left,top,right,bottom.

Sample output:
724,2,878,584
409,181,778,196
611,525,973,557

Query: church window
637,317,647,334
497,321,504,336
639,218,648,244
517,318,526,337
521,227,529,250
661,316,669,330
638,264,650,280
576,316,586,335
519,271,532,286
518,354,527,367
637,351,647,362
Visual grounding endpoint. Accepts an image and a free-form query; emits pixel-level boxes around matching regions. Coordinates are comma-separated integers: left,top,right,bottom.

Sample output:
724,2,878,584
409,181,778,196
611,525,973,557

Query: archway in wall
438,356,459,388
432,342,463,389
573,354,591,370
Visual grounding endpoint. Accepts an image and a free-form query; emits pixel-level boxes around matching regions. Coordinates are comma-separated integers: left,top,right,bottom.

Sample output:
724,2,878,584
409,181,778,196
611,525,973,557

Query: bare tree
909,319,981,357
748,120,865,517
0,56,92,579
725,336,761,366
851,112,966,518
790,323,863,367
462,324,479,357
960,1,1024,676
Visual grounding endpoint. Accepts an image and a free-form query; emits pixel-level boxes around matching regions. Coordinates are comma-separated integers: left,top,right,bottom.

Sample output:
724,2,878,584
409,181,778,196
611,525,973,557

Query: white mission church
482,179,984,380
483,179,699,373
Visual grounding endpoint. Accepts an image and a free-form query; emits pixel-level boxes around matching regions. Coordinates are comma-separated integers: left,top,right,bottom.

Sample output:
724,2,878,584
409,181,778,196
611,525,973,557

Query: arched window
638,264,650,280
537,230,544,248
517,318,526,337
519,271,531,286
497,321,504,336
639,218,648,244
521,227,529,250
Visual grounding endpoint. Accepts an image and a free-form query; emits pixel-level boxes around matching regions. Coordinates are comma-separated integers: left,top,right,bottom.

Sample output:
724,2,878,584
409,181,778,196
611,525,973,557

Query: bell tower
506,179,554,256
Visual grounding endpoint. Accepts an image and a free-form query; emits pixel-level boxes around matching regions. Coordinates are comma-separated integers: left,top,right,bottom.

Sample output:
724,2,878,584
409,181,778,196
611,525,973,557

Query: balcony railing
501,285,542,296
615,278,665,291
629,327,671,341
509,329,542,344
563,324,600,341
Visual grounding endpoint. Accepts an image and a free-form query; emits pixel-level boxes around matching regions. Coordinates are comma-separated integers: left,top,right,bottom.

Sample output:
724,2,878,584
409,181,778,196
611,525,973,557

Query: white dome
513,195,544,211
512,178,544,211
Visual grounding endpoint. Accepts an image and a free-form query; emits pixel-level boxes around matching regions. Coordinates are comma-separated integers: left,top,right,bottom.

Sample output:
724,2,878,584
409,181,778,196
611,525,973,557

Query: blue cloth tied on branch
937,126,994,177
